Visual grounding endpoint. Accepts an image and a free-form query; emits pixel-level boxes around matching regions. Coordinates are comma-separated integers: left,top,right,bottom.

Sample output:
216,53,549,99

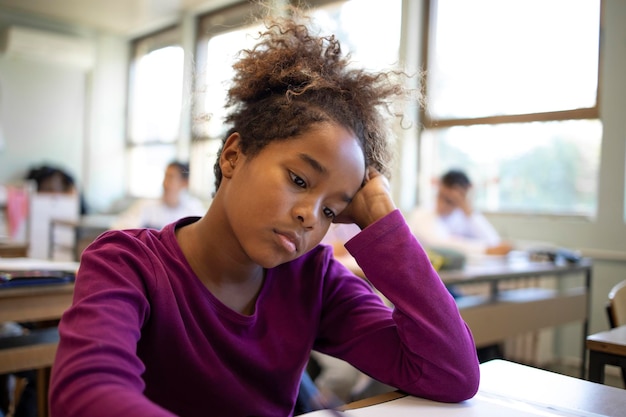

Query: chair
605,280,626,385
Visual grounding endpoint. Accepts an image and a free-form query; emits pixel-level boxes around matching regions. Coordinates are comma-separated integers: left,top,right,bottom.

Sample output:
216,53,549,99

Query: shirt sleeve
49,232,177,417
316,210,480,403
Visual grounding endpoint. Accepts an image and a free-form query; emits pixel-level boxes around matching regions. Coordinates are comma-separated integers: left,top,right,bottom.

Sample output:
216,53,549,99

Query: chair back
607,280,626,328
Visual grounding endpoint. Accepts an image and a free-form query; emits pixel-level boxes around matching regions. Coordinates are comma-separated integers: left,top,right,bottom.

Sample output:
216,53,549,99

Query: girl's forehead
259,125,366,185
282,125,363,163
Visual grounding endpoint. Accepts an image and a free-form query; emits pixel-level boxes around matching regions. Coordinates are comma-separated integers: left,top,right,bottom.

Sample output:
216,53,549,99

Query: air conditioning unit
0,26,95,70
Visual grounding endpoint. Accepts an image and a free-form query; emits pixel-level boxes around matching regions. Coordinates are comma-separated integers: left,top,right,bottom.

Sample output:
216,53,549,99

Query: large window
420,0,602,217
192,3,264,200
127,27,184,198
191,0,403,199
305,0,402,73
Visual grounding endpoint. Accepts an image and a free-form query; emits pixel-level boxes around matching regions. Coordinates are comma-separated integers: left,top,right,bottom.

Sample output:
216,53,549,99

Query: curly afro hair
213,13,407,192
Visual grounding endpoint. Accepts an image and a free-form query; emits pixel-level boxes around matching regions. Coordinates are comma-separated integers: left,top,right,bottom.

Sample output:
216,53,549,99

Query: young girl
49,16,479,417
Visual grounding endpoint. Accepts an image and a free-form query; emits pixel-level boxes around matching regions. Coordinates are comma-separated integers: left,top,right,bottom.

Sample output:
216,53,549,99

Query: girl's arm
321,168,480,403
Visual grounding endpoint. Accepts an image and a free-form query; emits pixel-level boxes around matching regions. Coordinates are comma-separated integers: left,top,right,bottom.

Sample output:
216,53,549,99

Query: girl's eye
323,207,335,219
289,172,307,188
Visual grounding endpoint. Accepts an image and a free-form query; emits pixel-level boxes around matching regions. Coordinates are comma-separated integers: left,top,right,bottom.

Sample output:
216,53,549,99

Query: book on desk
0,257,78,289
0,269,75,288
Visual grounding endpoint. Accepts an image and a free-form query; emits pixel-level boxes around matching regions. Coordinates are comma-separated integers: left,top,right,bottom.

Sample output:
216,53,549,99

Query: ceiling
0,0,233,37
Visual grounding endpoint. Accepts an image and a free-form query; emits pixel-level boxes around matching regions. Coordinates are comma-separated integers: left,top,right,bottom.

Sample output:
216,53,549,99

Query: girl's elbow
441,367,480,402
415,363,480,403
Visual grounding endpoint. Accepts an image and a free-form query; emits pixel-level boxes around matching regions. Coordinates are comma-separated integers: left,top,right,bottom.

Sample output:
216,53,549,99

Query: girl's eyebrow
298,153,326,174
298,153,353,203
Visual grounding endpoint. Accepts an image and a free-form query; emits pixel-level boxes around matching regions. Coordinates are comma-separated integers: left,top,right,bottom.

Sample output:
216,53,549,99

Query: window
420,0,602,217
192,3,265,199
191,0,403,199
305,0,402,73
127,27,184,198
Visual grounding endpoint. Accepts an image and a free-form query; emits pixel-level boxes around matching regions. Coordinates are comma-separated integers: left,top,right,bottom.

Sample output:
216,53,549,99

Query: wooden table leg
36,367,50,417
588,350,605,383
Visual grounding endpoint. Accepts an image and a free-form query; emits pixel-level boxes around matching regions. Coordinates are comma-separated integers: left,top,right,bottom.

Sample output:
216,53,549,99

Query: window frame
420,0,602,130
125,25,184,198
418,0,604,218
190,2,264,199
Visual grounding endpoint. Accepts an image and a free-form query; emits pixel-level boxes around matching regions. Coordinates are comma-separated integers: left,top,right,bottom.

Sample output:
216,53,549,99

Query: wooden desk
339,253,592,376
329,359,625,416
0,242,28,258
49,214,114,260
441,256,591,375
0,282,72,375
0,259,76,417
0,284,74,323
587,325,626,384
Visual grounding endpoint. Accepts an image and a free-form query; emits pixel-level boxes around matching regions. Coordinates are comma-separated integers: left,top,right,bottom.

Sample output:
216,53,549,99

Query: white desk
305,359,626,416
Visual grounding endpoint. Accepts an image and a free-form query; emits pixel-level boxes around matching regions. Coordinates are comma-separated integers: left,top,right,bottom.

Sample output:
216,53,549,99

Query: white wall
0,55,86,185
82,34,128,213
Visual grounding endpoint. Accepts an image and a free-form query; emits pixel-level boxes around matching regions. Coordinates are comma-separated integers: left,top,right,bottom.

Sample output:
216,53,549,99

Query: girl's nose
294,199,321,229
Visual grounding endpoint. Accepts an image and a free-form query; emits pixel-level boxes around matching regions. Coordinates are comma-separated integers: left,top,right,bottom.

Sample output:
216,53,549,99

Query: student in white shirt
112,161,206,230
409,169,512,257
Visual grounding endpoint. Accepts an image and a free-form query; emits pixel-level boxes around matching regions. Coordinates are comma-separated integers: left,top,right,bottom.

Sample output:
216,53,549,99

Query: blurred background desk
442,255,591,374
0,259,77,417
49,214,115,261
0,242,28,258
339,253,592,376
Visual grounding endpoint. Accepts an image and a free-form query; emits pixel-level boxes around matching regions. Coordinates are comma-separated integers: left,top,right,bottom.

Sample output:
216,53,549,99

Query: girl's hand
334,167,396,229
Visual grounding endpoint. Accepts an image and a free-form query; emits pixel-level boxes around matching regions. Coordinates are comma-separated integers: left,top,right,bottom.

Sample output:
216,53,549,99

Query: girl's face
219,122,366,268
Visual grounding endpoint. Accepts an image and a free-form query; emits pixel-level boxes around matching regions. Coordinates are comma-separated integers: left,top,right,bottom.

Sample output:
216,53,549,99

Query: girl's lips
275,231,298,254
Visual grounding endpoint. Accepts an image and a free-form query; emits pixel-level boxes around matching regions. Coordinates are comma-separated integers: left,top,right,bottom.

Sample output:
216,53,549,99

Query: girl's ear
220,132,242,179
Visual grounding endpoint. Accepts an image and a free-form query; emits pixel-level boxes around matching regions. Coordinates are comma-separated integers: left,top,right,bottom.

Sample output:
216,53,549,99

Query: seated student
49,15,479,417
410,169,510,362
409,169,512,257
111,161,206,230
25,164,87,214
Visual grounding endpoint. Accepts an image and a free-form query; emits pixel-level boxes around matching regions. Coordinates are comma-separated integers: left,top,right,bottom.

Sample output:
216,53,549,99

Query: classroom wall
0,54,86,185
0,12,128,213
81,34,128,213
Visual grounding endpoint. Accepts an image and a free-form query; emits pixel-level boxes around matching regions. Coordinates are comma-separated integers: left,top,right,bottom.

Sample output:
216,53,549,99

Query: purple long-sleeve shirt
49,210,479,416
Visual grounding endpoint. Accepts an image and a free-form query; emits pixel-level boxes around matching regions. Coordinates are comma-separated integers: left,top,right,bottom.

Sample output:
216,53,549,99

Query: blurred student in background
25,164,88,214
111,161,206,230
409,169,512,257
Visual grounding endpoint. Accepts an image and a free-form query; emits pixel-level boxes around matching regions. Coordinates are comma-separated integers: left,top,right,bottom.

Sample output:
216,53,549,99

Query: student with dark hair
49,15,479,417
111,161,205,230
25,164,88,214
410,169,512,257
